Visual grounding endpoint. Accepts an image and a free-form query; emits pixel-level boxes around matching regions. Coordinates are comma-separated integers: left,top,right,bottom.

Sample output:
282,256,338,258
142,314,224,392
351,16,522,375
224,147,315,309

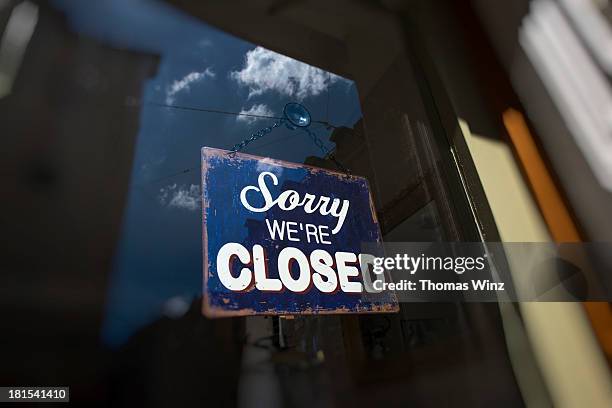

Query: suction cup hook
283,102,311,130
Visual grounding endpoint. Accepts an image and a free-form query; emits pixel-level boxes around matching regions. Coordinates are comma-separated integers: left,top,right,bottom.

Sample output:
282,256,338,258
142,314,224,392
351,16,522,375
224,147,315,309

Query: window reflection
46,1,361,346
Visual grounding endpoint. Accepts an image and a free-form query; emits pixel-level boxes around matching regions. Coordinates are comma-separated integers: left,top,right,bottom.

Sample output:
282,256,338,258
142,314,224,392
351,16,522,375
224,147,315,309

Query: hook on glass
283,102,311,129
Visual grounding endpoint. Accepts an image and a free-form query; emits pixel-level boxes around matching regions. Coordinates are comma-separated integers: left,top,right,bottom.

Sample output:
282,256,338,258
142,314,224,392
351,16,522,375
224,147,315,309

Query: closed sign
201,147,398,317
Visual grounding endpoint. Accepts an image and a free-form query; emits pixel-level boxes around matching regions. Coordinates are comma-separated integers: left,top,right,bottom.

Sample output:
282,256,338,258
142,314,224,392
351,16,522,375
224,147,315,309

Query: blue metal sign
201,147,398,317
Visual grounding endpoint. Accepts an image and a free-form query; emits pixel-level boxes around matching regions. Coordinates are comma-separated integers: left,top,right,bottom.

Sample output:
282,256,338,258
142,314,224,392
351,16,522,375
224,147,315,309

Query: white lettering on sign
216,243,253,291
240,171,350,234
216,242,374,294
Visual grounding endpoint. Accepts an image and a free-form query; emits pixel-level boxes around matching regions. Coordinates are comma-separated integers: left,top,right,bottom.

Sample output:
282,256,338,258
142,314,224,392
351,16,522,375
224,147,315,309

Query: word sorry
240,171,350,234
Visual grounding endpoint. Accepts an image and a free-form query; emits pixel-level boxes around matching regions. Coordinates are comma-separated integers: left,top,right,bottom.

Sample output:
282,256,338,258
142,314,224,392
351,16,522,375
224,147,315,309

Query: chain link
229,120,283,155
228,118,352,176
302,128,352,176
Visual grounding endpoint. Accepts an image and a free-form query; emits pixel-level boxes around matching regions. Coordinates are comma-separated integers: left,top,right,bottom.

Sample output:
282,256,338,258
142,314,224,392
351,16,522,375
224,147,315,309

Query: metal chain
228,118,352,176
229,120,284,155
302,127,352,176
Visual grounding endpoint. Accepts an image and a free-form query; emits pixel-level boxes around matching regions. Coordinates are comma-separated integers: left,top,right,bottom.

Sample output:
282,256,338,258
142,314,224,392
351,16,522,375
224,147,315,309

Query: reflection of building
296,41,522,406
307,114,459,238
0,2,158,398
